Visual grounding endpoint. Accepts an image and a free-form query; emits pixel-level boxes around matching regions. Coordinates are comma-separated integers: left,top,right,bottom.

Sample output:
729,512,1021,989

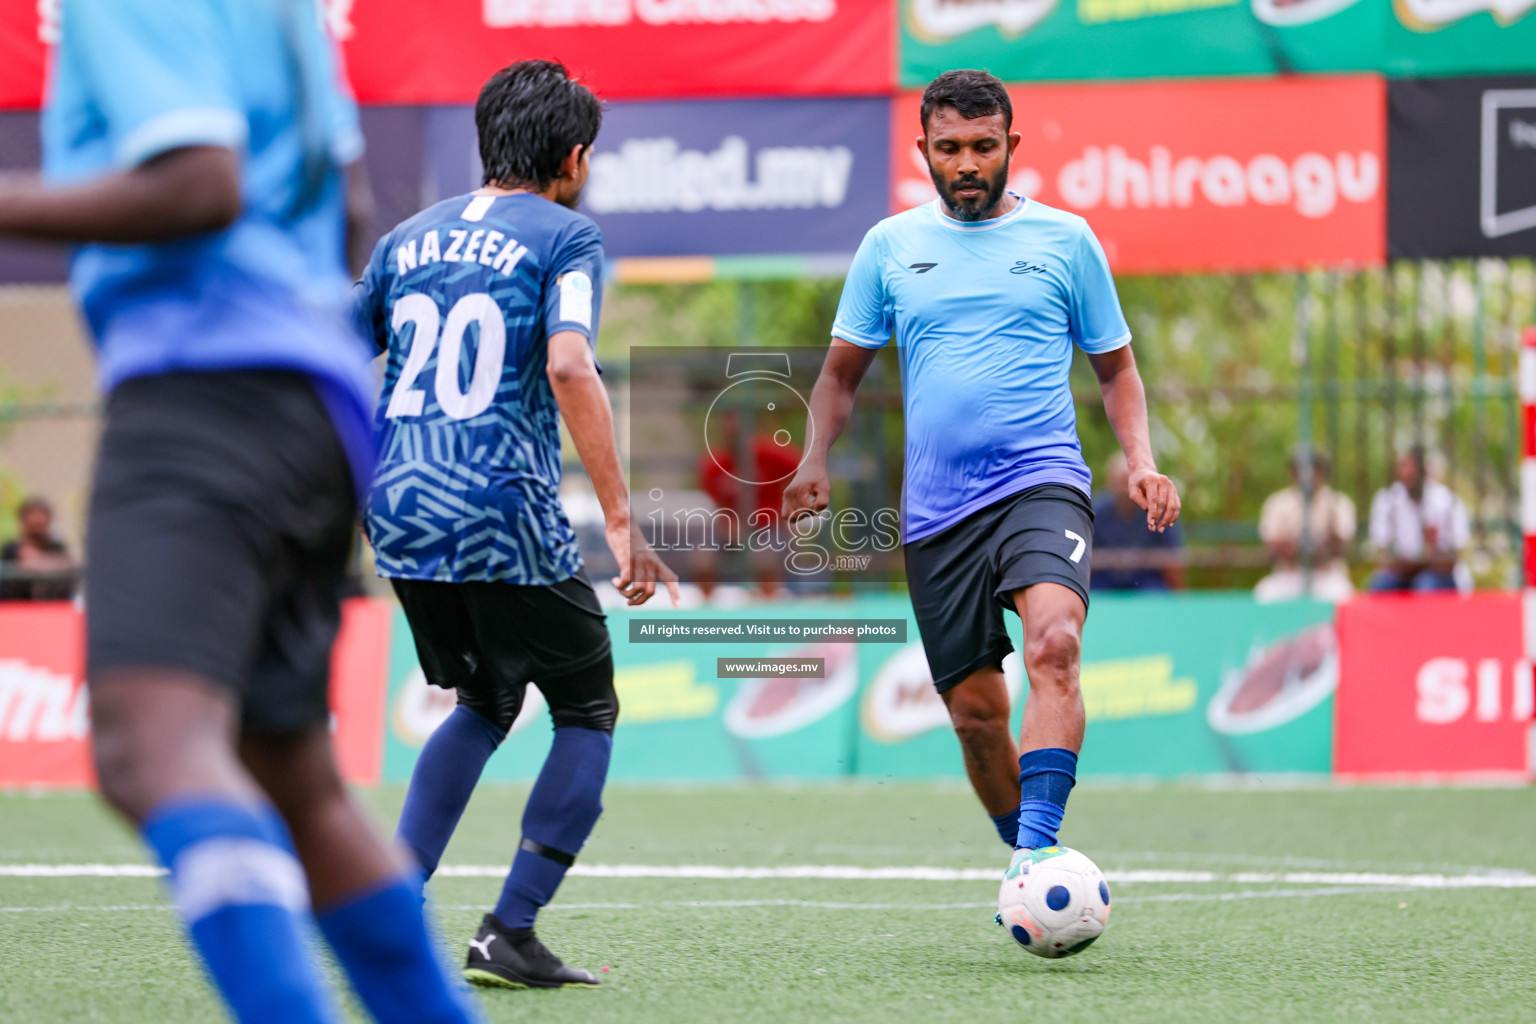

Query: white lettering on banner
484,0,835,27
1415,656,1536,725
37,0,60,44
907,0,1057,38
1057,147,1380,219
1396,0,1536,26
0,660,88,742
587,136,854,215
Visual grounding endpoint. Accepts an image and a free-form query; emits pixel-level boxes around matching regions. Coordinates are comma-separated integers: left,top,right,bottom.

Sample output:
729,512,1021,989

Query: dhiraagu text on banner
383,594,1338,782
898,0,1536,88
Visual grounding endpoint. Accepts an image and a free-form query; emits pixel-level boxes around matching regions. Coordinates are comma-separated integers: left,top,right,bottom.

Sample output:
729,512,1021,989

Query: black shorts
86,371,357,736
904,484,1094,693
391,572,617,734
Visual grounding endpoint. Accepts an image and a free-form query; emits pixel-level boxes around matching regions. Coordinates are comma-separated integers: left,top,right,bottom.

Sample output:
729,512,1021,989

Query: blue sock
317,875,484,1024
991,810,1020,847
1015,747,1078,850
141,798,339,1024
396,706,506,880
493,726,611,929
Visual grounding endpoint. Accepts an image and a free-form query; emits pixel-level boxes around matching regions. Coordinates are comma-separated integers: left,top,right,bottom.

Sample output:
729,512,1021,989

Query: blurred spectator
0,496,78,601
1367,447,1469,592
1091,453,1185,592
1254,449,1356,604
697,408,803,598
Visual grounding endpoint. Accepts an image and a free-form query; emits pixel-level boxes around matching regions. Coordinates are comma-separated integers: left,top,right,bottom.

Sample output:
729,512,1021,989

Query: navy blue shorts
903,485,1093,692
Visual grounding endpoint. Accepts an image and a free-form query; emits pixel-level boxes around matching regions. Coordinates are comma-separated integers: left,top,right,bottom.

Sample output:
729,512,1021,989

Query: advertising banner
0,600,389,787
1388,76,1536,259
856,594,1339,780
1334,594,1533,776
383,593,1338,782
898,0,1536,88
422,97,891,259
4,0,895,111
382,601,879,782
0,603,88,786
891,77,1386,273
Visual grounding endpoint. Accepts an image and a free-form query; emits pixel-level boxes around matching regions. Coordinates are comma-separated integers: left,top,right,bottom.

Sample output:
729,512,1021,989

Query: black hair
16,496,51,519
920,69,1012,133
476,60,602,191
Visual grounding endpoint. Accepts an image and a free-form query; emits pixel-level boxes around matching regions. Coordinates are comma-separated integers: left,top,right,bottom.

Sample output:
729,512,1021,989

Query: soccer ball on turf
996,846,1111,958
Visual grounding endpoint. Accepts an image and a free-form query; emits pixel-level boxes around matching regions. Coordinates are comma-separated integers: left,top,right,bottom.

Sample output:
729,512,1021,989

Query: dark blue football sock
317,875,484,1024
142,798,339,1024
1015,747,1078,850
396,706,506,881
991,810,1020,847
493,726,611,929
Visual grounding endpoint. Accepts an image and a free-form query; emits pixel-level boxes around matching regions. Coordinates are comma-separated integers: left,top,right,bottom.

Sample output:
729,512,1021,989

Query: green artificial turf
2,783,1534,1023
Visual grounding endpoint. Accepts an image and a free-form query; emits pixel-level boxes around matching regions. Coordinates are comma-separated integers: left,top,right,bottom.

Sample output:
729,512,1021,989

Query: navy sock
396,706,505,880
317,875,483,1024
141,798,338,1024
1015,747,1078,849
990,810,1020,847
493,726,611,929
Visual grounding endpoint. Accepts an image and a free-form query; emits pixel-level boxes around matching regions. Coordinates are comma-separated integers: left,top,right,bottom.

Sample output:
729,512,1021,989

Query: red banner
1334,594,1533,778
1,0,895,111
0,599,390,787
891,76,1386,274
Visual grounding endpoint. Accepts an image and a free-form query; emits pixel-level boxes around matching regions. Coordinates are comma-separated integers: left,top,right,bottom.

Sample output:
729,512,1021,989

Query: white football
997,846,1111,958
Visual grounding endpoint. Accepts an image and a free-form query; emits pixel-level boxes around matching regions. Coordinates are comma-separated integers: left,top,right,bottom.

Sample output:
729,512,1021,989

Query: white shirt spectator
1368,479,1470,558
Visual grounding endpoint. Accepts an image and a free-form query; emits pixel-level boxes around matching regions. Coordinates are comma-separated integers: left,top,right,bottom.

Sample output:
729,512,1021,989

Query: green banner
383,593,1337,783
898,0,1536,87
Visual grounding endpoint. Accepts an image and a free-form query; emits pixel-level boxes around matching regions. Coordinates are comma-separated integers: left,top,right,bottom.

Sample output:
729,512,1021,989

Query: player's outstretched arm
781,339,879,522
547,331,679,607
0,146,241,244
1087,344,1181,533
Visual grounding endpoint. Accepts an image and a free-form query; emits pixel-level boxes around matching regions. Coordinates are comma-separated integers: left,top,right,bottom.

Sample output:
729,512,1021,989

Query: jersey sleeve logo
909,262,938,274
558,271,594,329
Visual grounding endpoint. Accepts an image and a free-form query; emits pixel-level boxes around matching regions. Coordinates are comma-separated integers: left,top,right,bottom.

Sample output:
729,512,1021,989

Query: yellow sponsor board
615,662,720,724
1079,655,1197,722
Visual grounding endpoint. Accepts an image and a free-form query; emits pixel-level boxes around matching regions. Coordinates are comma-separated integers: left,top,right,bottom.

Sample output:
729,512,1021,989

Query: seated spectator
0,496,78,601
1091,453,1185,592
1254,449,1356,604
1367,447,1469,593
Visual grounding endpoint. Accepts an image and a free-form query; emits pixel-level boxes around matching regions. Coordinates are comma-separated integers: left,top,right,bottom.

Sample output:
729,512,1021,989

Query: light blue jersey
42,0,375,486
355,193,605,585
832,196,1130,542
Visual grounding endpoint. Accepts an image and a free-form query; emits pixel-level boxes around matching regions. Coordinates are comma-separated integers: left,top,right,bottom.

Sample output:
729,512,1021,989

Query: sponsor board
7,0,893,109
855,594,1338,779
0,600,388,787
1335,594,1532,775
891,78,1385,273
1388,76,1536,259
898,0,1536,87
423,98,889,259
382,602,868,781
0,603,87,785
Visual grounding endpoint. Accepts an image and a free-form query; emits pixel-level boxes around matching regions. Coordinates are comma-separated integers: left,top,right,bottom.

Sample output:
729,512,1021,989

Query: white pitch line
4,863,1536,888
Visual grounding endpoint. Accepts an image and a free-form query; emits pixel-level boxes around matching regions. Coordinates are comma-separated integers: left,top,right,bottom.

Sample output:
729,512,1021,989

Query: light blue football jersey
831,196,1131,542
355,193,605,585
42,0,375,486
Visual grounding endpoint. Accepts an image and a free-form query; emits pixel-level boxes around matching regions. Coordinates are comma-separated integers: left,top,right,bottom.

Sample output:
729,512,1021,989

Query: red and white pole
1522,326,1536,775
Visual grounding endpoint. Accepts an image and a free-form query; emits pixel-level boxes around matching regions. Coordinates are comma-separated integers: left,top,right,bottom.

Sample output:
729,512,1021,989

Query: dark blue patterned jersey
353,192,604,584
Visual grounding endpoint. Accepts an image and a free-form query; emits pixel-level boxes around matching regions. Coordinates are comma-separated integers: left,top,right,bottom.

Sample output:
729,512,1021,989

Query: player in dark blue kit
354,60,677,990
0,2,483,1023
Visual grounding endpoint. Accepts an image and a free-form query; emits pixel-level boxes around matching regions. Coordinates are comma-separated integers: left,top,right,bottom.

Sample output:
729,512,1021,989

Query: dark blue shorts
903,484,1093,692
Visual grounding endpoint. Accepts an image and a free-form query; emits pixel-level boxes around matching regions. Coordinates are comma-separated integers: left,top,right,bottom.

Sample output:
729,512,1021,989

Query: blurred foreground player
784,70,1180,879
0,2,483,1022
355,61,677,989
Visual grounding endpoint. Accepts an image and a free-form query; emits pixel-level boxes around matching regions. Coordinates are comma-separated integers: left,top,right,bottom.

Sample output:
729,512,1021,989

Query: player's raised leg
940,667,1023,846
